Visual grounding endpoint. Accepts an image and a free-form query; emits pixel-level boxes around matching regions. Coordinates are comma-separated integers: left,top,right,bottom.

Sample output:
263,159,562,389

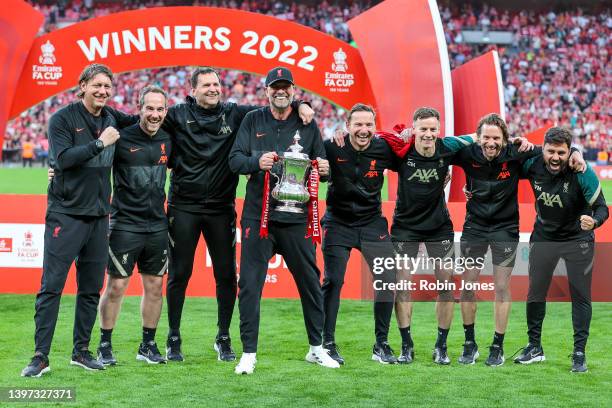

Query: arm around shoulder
229,112,261,174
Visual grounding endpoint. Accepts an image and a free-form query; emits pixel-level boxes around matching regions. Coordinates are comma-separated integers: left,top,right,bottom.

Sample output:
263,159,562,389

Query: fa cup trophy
271,131,312,213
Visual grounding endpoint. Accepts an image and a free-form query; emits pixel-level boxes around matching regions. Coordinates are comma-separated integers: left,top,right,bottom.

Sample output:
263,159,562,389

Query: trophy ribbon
259,153,279,239
305,159,321,244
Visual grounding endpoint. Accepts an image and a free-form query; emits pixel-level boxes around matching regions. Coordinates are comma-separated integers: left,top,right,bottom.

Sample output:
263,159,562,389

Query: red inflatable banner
349,0,453,201
448,50,505,203
8,6,376,118
594,166,612,180
2,196,611,301
0,1,44,160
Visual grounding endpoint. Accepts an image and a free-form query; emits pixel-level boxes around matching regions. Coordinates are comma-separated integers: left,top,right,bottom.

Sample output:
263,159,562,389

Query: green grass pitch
0,167,607,204
1,294,611,407
0,168,394,201
0,169,610,406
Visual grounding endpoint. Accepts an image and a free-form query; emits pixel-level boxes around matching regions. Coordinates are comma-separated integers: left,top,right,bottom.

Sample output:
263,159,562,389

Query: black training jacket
324,134,398,226
452,143,541,231
522,157,609,241
110,123,172,233
229,106,326,224
47,101,124,216
164,97,307,213
164,97,258,213
393,135,474,233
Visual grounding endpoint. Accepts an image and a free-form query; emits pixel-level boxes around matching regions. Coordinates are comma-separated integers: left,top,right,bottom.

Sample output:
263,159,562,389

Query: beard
545,160,568,175
270,93,293,110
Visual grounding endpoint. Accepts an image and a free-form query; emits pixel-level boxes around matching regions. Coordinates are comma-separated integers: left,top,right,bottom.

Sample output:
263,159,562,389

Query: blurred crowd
443,3,611,164
3,0,610,166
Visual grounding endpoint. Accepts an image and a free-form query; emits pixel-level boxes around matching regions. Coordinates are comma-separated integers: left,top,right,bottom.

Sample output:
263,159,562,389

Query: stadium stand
2,0,609,165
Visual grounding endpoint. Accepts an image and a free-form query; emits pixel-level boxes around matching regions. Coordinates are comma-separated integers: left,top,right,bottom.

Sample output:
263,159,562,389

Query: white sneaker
305,345,340,368
235,353,257,375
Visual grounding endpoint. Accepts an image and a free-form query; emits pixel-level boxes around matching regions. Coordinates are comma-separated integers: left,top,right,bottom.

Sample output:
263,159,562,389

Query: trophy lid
283,131,309,160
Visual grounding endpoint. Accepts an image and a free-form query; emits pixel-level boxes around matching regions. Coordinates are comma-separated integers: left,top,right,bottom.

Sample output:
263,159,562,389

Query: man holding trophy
229,67,338,375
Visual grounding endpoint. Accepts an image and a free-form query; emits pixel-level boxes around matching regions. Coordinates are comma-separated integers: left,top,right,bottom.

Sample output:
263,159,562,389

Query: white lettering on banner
75,26,315,70
237,273,278,283
324,48,354,92
174,25,191,49
77,26,232,61
213,27,231,51
204,234,288,270
31,40,63,85
239,31,318,71
596,167,612,180
0,224,44,268
149,26,171,50
122,28,146,53
267,254,288,269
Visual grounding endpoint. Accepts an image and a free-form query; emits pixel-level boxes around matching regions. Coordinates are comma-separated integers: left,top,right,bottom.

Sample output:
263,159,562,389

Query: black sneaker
166,336,184,362
137,341,167,364
485,344,505,367
372,341,398,364
71,349,105,371
323,342,345,365
397,343,414,364
214,335,236,362
21,354,50,377
97,341,117,366
433,346,451,365
571,351,587,373
458,341,479,364
513,343,545,364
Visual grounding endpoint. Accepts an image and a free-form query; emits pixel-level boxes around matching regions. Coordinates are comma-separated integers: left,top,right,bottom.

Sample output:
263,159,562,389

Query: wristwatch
95,139,104,152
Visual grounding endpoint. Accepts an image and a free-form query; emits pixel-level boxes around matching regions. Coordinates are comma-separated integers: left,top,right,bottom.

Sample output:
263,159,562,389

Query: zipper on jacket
353,151,361,215
148,138,154,232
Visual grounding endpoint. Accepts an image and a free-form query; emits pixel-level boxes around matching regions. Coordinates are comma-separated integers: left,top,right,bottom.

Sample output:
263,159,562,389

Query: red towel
376,124,414,158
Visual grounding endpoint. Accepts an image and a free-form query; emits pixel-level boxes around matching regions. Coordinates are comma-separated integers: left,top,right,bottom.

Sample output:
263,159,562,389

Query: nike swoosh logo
130,148,142,153
256,132,266,138
534,180,542,184
76,128,84,132
187,120,195,124
471,163,482,168
379,235,387,240
337,158,348,162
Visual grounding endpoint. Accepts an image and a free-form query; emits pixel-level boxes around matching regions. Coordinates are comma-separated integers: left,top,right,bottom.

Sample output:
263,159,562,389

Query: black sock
464,323,475,342
168,328,180,339
101,328,113,344
143,327,156,344
436,327,449,348
493,332,505,347
399,326,413,347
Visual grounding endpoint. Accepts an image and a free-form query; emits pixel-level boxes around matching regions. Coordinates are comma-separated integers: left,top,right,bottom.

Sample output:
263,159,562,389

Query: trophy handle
270,163,281,195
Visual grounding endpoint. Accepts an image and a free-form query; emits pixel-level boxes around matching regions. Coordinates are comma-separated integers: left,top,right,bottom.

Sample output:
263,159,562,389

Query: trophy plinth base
274,203,304,213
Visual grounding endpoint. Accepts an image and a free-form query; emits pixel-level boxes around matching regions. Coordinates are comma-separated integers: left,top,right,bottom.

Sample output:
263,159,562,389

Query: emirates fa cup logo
332,48,348,72
23,231,33,247
39,40,56,65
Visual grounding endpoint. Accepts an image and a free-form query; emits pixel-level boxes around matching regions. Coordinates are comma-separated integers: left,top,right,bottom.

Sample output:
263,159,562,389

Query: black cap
265,66,294,87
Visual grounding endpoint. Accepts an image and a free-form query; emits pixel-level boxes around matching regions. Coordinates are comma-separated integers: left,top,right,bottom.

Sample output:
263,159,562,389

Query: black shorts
460,226,519,267
322,216,391,250
391,225,455,260
107,229,168,277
